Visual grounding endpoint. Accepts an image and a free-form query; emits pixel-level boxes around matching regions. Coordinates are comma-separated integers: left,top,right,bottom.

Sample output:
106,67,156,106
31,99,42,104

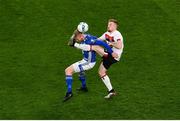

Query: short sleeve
114,32,123,42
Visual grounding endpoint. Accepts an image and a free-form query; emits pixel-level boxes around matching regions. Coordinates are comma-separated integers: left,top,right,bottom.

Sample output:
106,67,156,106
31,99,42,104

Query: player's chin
107,29,112,32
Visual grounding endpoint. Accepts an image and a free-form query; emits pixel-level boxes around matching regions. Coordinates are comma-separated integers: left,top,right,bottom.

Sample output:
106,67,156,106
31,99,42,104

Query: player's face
75,33,84,43
107,22,117,32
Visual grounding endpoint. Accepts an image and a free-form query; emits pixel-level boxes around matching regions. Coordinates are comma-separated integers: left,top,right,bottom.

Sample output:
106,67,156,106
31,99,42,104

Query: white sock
101,75,113,91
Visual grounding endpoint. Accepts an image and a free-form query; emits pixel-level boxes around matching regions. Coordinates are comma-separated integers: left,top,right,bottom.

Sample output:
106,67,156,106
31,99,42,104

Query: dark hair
108,19,119,26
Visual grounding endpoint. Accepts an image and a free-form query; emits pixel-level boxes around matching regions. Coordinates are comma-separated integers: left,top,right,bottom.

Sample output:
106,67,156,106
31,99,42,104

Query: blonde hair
73,29,82,39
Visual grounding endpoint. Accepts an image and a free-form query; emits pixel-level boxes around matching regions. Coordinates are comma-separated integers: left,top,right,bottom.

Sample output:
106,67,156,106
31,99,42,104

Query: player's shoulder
113,30,123,39
103,30,121,36
84,34,97,44
113,30,122,36
85,34,97,39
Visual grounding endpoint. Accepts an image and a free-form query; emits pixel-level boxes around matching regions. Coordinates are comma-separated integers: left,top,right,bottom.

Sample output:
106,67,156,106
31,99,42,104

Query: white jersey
99,30,124,61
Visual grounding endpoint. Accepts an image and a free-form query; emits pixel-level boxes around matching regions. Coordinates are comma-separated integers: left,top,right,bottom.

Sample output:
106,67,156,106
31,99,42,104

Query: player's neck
108,29,116,33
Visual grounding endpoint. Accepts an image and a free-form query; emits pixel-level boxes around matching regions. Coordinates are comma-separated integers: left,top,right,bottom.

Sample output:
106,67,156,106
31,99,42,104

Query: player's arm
74,43,117,58
74,43,106,57
74,43,90,51
74,41,118,58
73,39,113,53
73,39,113,54
67,32,76,47
74,43,103,56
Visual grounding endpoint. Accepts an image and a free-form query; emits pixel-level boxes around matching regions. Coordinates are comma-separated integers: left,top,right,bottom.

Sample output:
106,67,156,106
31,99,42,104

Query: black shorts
102,53,118,69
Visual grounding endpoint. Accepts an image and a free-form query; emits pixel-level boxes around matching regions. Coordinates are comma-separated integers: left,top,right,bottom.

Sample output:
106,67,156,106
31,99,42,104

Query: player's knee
65,67,73,75
98,70,106,77
65,68,68,74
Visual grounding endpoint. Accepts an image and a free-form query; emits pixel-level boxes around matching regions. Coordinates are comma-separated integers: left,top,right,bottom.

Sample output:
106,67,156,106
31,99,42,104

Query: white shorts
72,59,96,73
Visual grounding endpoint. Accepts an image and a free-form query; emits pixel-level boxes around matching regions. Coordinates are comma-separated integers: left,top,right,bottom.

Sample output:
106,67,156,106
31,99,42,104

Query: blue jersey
81,34,96,63
80,34,113,63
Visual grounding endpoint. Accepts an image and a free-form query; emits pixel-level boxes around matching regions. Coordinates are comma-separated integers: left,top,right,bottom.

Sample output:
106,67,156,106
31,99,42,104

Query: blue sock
66,75,73,93
79,72,86,88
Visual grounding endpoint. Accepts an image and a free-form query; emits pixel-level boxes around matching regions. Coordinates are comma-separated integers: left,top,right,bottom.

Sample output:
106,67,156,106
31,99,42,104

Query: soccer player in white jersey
98,19,124,98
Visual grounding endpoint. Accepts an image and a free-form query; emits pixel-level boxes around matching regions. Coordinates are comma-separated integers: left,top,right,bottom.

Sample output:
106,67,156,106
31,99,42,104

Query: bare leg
65,65,75,76
98,62,115,98
98,62,112,91
92,45,107,57
64,65,75,98
98,62,107,77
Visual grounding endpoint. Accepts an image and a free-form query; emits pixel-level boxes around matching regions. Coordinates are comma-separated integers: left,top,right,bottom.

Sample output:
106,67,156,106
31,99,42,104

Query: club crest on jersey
90,39,96,43
105,34,114,42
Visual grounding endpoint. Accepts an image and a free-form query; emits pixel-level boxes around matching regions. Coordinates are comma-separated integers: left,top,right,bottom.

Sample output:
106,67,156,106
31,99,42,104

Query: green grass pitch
0,0,179,119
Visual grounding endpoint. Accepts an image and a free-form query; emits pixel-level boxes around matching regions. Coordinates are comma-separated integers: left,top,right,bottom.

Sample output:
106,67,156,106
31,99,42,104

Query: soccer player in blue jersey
63,30,118,102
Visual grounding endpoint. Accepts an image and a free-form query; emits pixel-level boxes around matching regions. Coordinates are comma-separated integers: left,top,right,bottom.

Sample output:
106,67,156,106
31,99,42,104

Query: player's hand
108,42,113,47
68,38,75,47
112,52,118,58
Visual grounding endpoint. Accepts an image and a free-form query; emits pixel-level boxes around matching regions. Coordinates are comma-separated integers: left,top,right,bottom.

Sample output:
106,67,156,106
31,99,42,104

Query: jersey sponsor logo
105,34,115,42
